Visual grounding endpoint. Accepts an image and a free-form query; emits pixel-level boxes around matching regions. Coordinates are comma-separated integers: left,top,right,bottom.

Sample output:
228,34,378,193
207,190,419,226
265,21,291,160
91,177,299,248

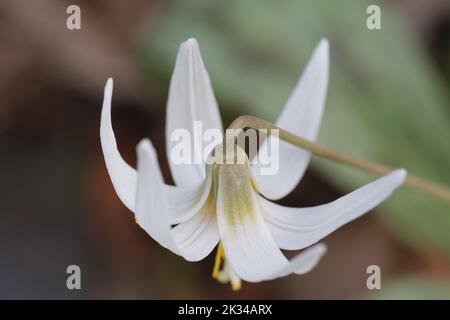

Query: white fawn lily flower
100,38,406,290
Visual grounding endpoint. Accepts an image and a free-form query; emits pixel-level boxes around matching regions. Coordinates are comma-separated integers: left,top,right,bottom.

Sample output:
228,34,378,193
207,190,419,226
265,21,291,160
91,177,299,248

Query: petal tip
105,78,113,91
319,242,328,250
315,38,329,61
180,38,199,51
176,38,202,67
101,79,113,124
318,38,329,50
314,243,328,256
137,138,153,155
185,37,198,45
393,168,407,185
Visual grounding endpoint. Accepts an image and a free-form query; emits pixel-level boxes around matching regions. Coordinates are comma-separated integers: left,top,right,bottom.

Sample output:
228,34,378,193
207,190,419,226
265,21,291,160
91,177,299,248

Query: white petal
261,169,407,250
100,78,209,221
165,165,213,225
166,38,223,188
172,192,220,261
100,78,137,211
266,243,327,280
135,139,180,255
252,39,329,200
216,163,325,282
137,139,219,261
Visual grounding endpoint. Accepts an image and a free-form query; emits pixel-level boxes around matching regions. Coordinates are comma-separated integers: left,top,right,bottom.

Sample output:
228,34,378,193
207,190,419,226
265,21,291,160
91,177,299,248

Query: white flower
100,38,406,290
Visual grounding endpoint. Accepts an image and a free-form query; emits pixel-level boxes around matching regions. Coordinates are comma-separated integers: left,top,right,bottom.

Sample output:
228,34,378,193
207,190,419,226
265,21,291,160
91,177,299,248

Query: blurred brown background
0,0,449,299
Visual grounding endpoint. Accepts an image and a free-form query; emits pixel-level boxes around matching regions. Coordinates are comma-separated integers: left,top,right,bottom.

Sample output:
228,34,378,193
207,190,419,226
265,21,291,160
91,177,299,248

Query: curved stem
228,115,450,204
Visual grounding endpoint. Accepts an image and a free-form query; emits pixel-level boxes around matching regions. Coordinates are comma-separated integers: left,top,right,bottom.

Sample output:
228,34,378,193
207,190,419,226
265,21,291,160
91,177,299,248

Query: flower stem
228,115,450,204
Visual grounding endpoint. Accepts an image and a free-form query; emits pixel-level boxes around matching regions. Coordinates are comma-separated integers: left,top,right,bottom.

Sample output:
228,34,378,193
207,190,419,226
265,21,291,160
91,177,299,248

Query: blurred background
0,0,449,299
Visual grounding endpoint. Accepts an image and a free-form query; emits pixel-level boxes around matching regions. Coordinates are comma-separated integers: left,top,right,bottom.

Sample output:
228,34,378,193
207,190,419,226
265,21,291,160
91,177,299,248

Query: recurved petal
251,39,329,200
135,139,180,255
100,78,210,221
100,78,137,211
260,169,407,250
166,38,223,188
165,165,214,225
216,163,325,282
136,139,219,261
265,243,327,280
172,192,220,262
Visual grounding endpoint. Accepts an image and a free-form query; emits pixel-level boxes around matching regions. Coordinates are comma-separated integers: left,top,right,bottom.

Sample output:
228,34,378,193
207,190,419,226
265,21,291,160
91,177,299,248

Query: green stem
228,115,450,204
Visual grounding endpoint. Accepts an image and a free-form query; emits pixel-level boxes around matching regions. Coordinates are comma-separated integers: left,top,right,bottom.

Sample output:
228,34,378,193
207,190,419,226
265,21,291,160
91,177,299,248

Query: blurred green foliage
368,276,450,299
138,0,450,257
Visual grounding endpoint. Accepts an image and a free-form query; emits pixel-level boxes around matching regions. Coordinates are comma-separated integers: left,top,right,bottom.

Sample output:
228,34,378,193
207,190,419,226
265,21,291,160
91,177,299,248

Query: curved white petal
100,78,137,211
172,192,220,262
135,139,180,255
265,243,327,280
166,38,223,188
216,163,325,282
261,169,407,250
252,39,329,200
100,78,209,222
165,165,213,225
136,139,219,261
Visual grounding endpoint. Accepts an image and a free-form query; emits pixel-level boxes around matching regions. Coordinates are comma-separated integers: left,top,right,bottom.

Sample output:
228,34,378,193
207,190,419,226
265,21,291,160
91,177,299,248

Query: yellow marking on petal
219,163,256,228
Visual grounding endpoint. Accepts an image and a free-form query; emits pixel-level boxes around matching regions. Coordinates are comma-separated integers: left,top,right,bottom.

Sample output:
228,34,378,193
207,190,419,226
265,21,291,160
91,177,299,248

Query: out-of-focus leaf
138,0,450,256
368,276,450,300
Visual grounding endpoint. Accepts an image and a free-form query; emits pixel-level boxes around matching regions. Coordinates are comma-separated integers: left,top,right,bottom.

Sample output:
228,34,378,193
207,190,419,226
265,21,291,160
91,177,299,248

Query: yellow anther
231,279,242,291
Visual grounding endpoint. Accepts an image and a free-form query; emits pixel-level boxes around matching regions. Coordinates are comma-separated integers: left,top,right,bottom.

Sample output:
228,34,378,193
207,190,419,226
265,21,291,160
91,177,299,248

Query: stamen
212,243,224,279
229,270,242,291
212,243,242,291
